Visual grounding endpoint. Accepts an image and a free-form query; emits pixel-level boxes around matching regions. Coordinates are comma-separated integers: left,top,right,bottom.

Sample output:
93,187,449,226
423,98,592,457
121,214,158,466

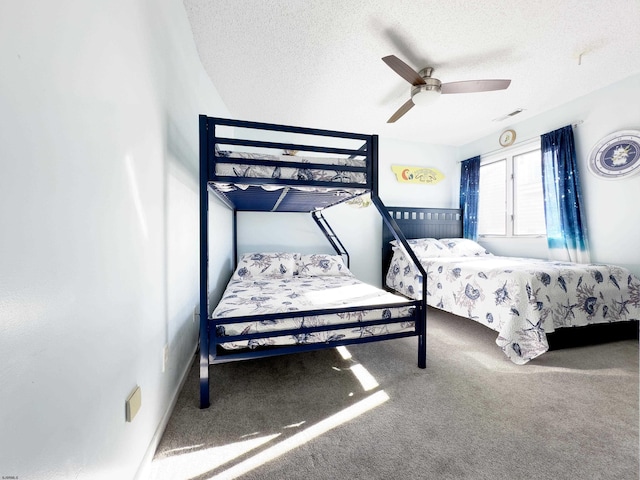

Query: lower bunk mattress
212,274,417,350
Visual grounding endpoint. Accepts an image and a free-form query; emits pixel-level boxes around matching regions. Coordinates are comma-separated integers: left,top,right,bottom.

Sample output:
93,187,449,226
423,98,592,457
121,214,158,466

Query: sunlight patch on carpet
350,363,379,391
151,433,280,479
208,390,390,479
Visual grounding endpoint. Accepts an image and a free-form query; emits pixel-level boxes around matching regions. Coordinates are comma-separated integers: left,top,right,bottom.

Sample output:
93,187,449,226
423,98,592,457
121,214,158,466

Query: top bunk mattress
215,151,366,182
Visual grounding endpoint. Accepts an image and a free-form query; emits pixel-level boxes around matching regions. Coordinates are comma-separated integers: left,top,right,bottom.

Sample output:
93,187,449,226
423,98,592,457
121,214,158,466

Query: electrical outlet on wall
162,344,169,373
126,385,142,422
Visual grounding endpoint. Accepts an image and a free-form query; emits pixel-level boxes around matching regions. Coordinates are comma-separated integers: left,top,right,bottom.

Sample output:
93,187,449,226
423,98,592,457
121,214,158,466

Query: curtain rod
459,120,584,161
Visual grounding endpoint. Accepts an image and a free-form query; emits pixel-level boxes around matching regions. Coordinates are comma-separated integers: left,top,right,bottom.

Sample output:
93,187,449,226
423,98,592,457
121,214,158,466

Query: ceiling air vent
493,108,524,122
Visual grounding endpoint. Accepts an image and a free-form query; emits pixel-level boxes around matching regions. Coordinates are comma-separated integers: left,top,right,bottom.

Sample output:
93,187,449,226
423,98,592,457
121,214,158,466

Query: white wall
377,137,460,208
459,74,640,277
0,1,232,479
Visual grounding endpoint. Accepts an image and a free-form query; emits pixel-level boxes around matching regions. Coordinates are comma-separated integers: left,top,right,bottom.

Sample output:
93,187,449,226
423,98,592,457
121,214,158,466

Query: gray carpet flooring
152,309,639,480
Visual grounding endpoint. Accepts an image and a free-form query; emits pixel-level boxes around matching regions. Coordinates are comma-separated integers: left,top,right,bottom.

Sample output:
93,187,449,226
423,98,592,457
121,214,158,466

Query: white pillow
231,252,298,280
390,237,452,258
296,254,352,276
439,238,492,257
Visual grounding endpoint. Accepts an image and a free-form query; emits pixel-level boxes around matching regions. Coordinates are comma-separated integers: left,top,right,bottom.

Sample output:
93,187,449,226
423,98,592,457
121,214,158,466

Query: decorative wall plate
588,130,640,180
499,129,516,147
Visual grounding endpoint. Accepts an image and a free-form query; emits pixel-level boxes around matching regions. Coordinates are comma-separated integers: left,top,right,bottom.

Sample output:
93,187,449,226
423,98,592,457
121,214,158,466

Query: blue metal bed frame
199,116,428,408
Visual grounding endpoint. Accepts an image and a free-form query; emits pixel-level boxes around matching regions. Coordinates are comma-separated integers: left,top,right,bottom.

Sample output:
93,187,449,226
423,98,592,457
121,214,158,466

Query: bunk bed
382,206,640,365
199,117,428,408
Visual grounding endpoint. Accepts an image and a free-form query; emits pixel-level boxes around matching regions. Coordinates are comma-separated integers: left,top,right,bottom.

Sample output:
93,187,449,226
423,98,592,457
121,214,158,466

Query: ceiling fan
382,55,511,123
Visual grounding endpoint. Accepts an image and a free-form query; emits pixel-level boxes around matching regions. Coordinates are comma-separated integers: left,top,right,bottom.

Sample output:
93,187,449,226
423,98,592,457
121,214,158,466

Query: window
477,140,546,237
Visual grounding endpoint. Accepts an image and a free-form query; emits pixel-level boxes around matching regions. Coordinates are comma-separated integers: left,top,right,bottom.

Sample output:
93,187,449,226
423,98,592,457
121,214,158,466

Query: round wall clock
499,129,516,147
588,130,640,180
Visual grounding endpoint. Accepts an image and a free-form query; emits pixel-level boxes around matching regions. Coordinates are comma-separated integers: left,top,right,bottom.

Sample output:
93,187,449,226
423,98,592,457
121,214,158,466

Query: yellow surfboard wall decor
391,165,445,185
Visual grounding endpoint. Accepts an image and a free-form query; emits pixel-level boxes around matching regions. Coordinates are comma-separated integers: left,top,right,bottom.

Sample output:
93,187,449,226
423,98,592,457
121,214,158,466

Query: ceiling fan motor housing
411,77,442,105
412,67,441,100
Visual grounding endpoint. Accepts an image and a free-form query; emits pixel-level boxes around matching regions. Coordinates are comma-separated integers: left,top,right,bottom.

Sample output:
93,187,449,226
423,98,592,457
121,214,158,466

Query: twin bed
200,117,639,408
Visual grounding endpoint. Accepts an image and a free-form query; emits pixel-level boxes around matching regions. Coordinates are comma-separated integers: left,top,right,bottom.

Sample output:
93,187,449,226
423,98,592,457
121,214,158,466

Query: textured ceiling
183,0,640,146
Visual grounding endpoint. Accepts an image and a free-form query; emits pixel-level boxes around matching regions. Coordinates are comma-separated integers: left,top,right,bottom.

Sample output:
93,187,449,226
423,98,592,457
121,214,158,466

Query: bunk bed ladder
311,210,350,268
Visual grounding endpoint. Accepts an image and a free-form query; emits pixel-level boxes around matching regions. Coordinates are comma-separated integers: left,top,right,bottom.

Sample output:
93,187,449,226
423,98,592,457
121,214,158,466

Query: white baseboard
134,342,198,480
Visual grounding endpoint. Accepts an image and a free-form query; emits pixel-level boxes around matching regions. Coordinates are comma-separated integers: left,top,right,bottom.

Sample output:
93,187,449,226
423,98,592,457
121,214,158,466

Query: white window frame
478,138,545,238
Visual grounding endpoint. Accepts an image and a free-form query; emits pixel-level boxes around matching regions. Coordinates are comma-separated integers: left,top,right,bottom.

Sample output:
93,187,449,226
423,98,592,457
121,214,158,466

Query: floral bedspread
215,151,367,185
386,252,640,364
213,275,416,350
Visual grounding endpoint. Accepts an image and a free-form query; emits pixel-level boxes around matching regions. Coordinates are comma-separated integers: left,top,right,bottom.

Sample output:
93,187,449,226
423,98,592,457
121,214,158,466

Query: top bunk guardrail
199,116,378,212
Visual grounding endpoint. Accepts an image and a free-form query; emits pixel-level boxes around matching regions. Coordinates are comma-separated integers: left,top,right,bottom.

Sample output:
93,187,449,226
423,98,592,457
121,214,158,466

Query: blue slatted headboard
381,207,463,286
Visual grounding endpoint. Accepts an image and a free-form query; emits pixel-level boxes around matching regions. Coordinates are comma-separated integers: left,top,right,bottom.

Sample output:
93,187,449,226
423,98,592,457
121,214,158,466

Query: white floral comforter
386,252,640,364
213,275,416,350
215,151,367,185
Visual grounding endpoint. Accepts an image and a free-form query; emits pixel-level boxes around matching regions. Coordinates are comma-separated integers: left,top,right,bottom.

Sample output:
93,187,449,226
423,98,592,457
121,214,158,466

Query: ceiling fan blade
387,98,415,123
441,79,511,94
382,55,426,86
